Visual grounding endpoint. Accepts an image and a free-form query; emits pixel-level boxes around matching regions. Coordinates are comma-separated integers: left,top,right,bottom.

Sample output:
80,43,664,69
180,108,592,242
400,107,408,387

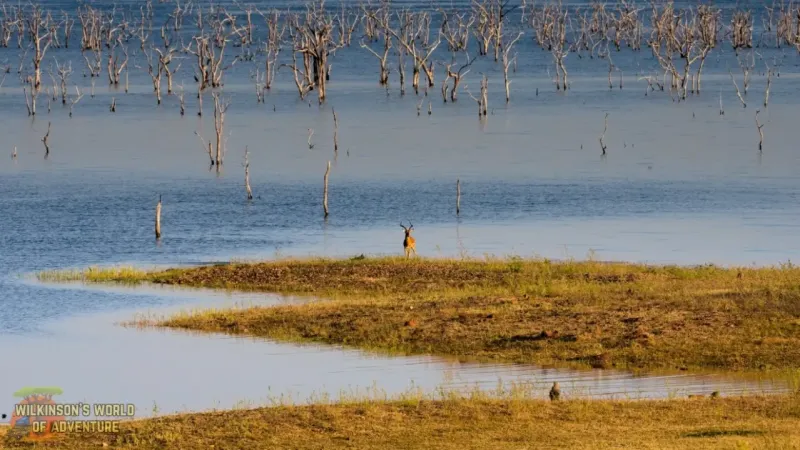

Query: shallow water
1,282,794,419
2,0,800,421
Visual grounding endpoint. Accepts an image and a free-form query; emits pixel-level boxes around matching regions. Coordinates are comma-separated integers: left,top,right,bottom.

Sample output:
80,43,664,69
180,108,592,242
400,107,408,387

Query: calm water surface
2,0,800,419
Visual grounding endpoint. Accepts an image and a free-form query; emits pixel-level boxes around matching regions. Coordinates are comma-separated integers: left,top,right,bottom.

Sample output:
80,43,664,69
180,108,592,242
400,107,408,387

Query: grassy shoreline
39,256,800,372
4,393,800,449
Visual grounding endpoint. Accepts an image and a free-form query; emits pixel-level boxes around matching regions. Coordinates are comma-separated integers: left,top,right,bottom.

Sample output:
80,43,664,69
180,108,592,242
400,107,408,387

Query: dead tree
729,70,747,107
211,92,230,168
83,48,102,97
307,128,315,149
599,113,608,155
252,68,265,103
0,6,18,48
755,109,764,152
443,53,476,102
549,6,569,90
78,5,104,50
456,179,461,215
335,3,360,47
288,45,314,97
194,131,214,166
332,107,339,153
385,11,441,92
360,34,391,85
648,4,716,99
107,42,129,86
764,68,773,107
501,31,523,102
155,47,180,94
244,146,253,200
52,58,72,104
480,74,488,115
141,46,163,104
323,160,330,217
185,14,231,91
197,85,203,116
360,3,392,85
155,194,162,239
440,10,473,52
261,9,285,90
178,84,186,115
25,5,52,91
737,51,754,94
23,85,36,115
472,0,519,62
730,10,753,50
694,5,720,93
291,2,343,103
465,84,484,118
68,86,84,117
42,121,51,157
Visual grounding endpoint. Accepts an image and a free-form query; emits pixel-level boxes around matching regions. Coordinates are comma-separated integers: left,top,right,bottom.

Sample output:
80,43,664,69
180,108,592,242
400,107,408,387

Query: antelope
549,382,561,401
400,221,416,258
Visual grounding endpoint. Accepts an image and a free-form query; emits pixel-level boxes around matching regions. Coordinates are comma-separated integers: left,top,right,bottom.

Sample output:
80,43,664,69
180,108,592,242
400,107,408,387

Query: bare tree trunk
764,69,772,107
332,107,339,154
155,194,162,239
599,113,608,155
42,121,51,157
456,179,461,215
244,147,253,200
323,160,330,218
755,109,765,152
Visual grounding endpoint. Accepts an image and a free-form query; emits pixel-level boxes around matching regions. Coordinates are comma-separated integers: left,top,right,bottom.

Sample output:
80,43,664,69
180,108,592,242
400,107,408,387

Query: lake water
2,0,800,420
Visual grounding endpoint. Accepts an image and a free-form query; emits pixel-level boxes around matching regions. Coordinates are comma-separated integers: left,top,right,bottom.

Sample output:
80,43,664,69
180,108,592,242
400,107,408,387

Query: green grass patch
40,256,800,371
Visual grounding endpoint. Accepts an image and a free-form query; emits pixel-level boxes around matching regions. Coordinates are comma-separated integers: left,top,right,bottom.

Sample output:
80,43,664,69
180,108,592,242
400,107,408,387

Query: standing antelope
400,221,417,258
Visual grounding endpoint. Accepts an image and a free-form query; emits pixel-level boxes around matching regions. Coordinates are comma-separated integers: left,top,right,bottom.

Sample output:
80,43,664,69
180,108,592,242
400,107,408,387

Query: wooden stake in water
456,179,461,215
323,161,330,218
155,194,162,239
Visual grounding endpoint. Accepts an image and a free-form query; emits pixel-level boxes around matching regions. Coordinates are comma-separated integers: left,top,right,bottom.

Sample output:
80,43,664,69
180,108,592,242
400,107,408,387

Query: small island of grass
39,256,800,372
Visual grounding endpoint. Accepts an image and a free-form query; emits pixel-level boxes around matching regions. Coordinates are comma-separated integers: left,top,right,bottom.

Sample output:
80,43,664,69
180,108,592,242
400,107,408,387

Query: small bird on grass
549,382,561,401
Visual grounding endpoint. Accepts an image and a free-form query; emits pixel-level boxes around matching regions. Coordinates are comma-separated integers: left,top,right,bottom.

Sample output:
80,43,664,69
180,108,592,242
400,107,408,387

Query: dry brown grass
4,395,800,449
